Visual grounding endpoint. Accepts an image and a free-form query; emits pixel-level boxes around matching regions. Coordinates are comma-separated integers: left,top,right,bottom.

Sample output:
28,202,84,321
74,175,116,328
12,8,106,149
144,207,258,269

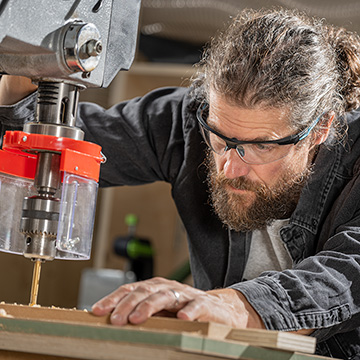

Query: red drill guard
0,131,103,181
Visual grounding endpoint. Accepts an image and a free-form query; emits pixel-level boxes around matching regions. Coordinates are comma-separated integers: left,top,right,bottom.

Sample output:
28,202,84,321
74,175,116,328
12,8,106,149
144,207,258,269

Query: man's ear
313,112,335,146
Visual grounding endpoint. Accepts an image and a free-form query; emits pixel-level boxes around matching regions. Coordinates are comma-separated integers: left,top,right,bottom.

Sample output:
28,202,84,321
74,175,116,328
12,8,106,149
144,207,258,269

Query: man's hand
92,277,265,329
0,75,37,105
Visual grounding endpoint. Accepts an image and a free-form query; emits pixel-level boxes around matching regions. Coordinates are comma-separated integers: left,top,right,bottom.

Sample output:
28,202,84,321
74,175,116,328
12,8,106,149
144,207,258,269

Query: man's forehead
208,91,290,119
208,92,294,140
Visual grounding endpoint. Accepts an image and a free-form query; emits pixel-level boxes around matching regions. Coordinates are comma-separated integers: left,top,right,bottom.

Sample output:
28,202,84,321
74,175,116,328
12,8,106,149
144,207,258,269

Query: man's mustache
215,172,266,193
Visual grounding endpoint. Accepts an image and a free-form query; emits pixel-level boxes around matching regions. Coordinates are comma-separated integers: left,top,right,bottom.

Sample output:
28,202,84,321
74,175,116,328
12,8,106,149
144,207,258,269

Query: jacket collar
290,143,342,234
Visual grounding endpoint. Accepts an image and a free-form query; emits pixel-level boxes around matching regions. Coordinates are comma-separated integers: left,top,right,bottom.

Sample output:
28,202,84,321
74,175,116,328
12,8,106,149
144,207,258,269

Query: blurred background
1,0,359,308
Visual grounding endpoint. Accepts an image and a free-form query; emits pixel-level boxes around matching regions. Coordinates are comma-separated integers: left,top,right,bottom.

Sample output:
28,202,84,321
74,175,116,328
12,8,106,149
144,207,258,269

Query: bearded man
1,8,360,359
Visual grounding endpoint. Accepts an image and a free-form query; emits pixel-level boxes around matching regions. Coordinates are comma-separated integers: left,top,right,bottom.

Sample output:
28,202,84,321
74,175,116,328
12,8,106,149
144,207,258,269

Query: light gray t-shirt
243,219,293,280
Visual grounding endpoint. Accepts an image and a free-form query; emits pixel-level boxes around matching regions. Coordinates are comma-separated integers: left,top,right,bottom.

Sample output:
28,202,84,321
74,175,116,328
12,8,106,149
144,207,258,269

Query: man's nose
223,149,251,179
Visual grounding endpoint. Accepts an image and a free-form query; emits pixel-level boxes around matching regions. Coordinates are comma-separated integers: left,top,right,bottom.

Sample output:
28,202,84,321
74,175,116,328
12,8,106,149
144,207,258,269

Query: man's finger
92,283,135,315
111,287,183,325
109,284,161,325
176,296,208,322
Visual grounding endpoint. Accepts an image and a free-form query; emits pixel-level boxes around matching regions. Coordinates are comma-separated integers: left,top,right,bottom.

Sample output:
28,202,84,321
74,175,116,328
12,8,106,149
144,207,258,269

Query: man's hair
191,8,360,143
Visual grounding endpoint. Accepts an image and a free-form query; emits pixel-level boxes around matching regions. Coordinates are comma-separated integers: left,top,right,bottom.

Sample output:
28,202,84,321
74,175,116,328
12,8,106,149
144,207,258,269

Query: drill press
0,0,141,305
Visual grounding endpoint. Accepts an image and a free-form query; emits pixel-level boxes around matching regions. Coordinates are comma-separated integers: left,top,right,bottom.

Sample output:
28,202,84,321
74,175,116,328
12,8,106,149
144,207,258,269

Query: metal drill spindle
22,83,83,306
29,259,42,306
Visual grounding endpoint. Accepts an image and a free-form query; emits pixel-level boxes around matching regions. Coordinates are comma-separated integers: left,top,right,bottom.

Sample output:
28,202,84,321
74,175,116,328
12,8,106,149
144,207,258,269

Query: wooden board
0,303,230,339
227,328,316,353
0,303,319,359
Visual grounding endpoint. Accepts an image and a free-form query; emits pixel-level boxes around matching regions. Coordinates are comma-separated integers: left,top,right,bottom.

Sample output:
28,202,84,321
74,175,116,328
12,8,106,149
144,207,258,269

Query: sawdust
0,302,87,312
0,308,13,318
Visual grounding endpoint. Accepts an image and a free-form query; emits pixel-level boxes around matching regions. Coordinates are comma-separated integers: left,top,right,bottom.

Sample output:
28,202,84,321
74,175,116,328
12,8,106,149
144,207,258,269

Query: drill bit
29,259,42,306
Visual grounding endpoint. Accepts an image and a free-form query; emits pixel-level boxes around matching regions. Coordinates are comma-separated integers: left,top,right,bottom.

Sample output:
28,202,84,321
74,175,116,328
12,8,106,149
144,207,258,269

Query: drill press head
1,81,103,261
0,0,141,262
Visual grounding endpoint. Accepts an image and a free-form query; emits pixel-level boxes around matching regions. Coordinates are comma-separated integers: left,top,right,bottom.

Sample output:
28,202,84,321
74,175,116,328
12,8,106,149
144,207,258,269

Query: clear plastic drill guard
56,172,98,259
0,172,35,254
0,171,98,260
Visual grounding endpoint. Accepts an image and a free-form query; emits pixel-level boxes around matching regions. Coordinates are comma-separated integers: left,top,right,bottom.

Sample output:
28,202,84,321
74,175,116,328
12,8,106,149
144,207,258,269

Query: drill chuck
20,195,60,260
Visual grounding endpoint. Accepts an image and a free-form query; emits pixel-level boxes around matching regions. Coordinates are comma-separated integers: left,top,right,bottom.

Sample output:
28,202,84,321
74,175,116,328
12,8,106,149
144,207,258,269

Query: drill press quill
0,0,141,305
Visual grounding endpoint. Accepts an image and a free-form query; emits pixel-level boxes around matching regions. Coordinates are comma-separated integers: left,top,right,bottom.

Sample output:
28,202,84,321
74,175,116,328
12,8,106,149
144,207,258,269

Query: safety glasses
196,103,322,165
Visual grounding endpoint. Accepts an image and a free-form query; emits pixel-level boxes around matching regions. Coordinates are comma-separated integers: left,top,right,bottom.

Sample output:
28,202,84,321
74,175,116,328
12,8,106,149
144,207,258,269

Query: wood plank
0,303,316,356
0,303,230,339
200,338,329,360
227,328,316,354
0,331,213,360
0,350,75,360
0,326,326,360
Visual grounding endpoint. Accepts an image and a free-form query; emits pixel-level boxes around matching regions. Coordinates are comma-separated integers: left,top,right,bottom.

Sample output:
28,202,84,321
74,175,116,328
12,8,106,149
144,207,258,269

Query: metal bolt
22,136,27,142
86,39,102,57
95,41,102,54
75,166,79,171
82,72,91,79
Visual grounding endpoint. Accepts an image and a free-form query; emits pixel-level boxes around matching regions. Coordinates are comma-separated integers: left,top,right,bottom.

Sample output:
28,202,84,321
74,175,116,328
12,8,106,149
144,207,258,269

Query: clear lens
200,122,294,164
208,132,227,154
242,143,293,164
200,126,226,155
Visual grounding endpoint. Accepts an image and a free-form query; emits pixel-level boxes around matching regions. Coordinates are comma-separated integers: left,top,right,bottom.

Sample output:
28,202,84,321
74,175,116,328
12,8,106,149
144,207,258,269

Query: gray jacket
1,86,360,359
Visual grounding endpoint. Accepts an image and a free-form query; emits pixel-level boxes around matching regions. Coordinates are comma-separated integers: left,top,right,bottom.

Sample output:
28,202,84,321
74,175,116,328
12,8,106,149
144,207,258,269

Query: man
1,8,360,359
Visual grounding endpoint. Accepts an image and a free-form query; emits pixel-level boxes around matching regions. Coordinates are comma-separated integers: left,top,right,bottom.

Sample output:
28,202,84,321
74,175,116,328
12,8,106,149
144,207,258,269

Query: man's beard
206,151,313,232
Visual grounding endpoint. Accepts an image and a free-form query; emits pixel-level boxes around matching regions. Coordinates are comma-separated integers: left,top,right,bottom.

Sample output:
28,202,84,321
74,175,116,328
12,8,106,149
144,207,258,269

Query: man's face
205,91,316,231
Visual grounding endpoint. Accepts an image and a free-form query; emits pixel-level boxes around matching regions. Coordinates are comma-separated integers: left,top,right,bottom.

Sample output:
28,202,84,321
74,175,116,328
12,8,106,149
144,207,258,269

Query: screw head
86,39,103,57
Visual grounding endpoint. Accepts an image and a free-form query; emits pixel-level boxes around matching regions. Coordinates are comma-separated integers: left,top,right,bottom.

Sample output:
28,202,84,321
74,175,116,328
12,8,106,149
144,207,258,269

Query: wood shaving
0,308,13,318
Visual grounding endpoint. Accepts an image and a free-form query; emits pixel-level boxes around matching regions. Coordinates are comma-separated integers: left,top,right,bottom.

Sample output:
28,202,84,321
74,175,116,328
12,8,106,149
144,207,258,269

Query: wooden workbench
0,304,333,360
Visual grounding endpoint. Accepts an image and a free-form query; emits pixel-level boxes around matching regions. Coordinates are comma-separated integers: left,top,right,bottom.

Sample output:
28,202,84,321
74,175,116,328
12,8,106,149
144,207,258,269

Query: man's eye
211,135,225,147
253,143,276,152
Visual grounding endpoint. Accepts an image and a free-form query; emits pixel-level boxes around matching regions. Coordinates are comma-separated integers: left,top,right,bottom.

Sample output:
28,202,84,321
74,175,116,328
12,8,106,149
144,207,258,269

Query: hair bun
324,25,360,112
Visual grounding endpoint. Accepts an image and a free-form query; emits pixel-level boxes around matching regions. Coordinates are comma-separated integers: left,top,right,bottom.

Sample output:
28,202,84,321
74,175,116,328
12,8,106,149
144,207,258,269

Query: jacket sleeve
230,165,360,342
0,92,37,146
0,87,190,187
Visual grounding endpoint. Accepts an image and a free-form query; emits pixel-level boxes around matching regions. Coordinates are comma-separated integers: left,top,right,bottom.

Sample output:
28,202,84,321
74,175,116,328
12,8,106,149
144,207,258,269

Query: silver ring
169,289,180,307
